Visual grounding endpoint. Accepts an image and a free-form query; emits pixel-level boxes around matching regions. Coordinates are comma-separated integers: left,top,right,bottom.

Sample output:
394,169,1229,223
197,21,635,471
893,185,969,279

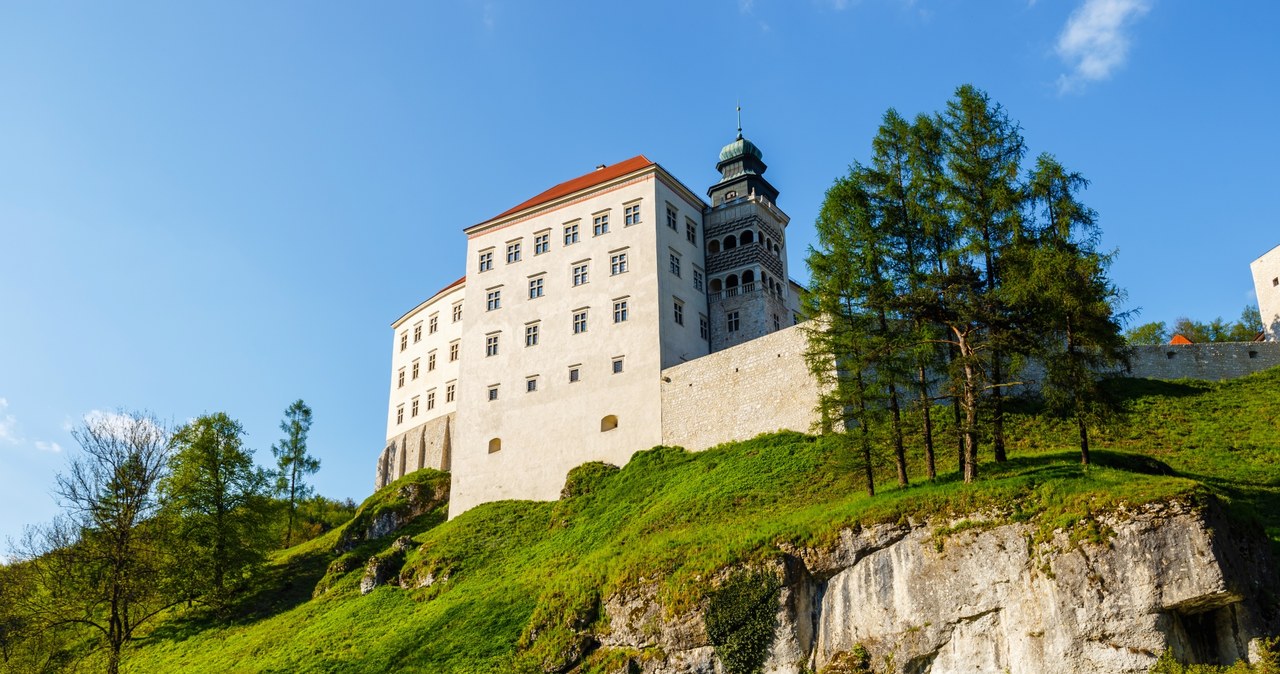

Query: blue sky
2,1,1277,547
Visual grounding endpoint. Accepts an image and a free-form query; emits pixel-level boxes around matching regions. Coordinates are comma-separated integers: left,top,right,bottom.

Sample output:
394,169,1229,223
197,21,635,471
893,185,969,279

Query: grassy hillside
115,369,1280,673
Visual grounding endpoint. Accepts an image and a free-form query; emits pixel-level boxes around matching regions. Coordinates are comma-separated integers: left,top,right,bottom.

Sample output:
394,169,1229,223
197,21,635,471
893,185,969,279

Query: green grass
113,368,1280,673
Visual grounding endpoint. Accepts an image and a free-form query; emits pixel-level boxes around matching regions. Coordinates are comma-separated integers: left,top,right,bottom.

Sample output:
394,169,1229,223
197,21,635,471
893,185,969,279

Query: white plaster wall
654,178,712,369
1252,244,1280,341
451,167,681,516
386,281,465,441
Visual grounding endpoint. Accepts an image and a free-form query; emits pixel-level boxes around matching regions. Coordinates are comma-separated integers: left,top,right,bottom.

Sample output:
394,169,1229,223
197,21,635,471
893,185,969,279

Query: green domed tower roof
719,134,764,163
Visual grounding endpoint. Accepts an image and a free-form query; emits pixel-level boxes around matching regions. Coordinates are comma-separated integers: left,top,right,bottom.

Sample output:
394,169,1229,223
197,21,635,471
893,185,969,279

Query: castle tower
704,130,792,352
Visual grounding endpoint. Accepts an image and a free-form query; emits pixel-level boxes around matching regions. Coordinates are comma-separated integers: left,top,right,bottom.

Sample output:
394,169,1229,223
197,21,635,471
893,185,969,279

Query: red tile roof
1169,334,1193,345
485,156,655,223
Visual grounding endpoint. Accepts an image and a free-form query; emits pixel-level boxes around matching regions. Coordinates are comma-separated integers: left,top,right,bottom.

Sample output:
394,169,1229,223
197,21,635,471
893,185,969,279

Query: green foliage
704,568,783,674
272,399,319,547
1147,638,1280,673
560,461,620,499
1126,321,1170,345
1169,308,1265,344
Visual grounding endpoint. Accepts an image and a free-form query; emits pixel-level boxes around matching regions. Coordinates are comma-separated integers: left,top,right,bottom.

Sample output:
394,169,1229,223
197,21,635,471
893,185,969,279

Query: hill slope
116,369,1280,673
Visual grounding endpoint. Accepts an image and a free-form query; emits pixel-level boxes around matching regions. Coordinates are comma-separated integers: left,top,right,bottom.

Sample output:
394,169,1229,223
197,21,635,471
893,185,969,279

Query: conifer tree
272,399,318,546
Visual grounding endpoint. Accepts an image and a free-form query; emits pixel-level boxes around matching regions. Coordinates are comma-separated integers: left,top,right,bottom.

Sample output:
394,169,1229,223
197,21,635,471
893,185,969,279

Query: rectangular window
610,252,628,275
413,324,422,343
485,334,499,357
727,311,740,333
412,360,420,380
569,366,580,383
488,386,499,402
666,205,678,230
452,303,462,322
673,299,684,326
486,289,501,311
396,405,404,424
428,351,437,371
573,310,588,334
534,232,550,255
612,357,624,374
449,341,459,361
693,268,704,291
429,315,438,334
529,276,544,299
573,263,589,286
446,382,456,402
478,250,493,272
624,204,641,226
397,368,405,388
427,390,436,411
593,212,609,236
399,332,407,351
699,315,709,340
506,241,521,264
525,323,539,347
773,313,781,331
564,222,580,245
669,253,681,277
613,299,628,323
687,219,697,244
526,377,538,393
411,397,419,418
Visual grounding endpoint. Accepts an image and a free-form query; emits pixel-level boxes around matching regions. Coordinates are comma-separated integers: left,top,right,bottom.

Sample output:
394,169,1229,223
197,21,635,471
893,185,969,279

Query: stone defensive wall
660,323,820,451
376,412,454,489
1125,342,1280,380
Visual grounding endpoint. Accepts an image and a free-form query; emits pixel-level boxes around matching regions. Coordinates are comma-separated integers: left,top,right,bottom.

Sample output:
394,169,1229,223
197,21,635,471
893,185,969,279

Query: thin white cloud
34,441,62,454
83,409,168,445
739,0,755,13
1056,0,1152,93
0,398,19,445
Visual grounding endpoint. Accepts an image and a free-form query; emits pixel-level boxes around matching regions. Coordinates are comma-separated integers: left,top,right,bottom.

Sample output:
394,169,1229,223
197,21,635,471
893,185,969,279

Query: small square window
573,310,588,334
526,378,538,393
449,342,459,361
413,324,422,343
506,241,521,264
478,250,493,272
525,323,539,347
699,315,709,340
610,252,628,275
614,300,628,323
397,369,405,388
452,304,462,322
569,367,580,383
573,263,589,286
396,405,404,424
773,313,781,331
486,289,501,311
534,232,550,255
693,269,703,291
529,276,544,299
673,300,684,326
727,311,740,333
593,213,609,236
564,223,580,245
624,204,641,226
411,398,419,417
485,334,499,357
1274,277,1279,287
686,219,697,244
669,253,681,277
412,361,419,380
612,358,624,374
446,382,456,402
488,386,499,401
429,315,438,334
666,206,678,230
427,390,436,411
399,332,407,351
428,352,437,371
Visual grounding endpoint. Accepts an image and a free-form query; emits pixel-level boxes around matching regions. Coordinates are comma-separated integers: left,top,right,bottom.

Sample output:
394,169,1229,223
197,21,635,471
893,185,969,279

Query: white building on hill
1252,244,1280,341
378,133,806,517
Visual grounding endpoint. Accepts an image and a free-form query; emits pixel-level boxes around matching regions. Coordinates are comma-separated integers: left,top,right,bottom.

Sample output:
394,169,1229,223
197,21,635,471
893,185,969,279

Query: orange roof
1169,334,1193,345
485,156,655,223
436,275,466,295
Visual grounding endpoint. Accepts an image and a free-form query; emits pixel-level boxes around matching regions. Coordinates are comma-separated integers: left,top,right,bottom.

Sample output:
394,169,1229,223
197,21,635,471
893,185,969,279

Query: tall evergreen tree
272,399,318,546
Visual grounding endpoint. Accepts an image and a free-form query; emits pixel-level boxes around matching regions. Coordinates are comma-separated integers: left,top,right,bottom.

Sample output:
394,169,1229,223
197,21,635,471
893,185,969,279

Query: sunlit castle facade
1253,244,1280,341
378,134,804,517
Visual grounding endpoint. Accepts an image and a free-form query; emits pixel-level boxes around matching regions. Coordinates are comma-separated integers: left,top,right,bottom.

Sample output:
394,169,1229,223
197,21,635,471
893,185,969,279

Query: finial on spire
736,101,743,140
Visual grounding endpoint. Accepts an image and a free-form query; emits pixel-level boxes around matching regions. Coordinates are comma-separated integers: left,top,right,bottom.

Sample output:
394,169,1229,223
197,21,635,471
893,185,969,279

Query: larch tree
272,399,318,546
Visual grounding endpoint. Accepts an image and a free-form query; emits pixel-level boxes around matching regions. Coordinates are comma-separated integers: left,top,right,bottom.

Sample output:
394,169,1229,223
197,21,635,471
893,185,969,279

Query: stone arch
600,415,618,432
724,234,738,250
742,269,756,285
488,437,502,453
708,239,721,254
726,274,740,289
710,277,723,293
740,229,755,245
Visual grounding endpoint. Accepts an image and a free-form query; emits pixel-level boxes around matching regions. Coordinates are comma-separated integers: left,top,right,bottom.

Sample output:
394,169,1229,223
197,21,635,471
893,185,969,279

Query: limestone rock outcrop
597,499,1276,674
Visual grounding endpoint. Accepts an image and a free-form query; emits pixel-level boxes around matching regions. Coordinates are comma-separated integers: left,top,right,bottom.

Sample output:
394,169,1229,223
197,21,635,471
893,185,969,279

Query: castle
377,133,815,517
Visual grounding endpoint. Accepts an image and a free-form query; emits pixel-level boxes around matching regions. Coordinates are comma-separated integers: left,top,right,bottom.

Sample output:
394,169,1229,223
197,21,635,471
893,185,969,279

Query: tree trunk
992,354,1007,462
1078,413,1090,466
855,374,875,498
918,365,936,481
956,330,980,483
887,382,907,487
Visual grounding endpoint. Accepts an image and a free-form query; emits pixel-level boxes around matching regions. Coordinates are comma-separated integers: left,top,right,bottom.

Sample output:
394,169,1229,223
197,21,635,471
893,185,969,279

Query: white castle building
378,133,811,517
1252,244,1280,341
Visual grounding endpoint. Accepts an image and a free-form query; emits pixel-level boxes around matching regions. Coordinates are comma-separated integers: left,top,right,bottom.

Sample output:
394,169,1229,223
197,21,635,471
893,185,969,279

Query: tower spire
736,101,742,140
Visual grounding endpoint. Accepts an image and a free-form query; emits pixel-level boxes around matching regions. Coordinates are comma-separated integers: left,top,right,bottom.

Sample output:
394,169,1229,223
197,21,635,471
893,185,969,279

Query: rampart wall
1125,342,1280,380
376,412,453,489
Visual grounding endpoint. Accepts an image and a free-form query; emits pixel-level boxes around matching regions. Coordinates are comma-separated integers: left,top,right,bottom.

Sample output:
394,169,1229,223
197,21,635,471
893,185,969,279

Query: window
413,324,422,343
412,360,420,380
673,299,684,326
610,252,628,275
569,366,581,383
488,386,499,401
700,315,709,340
485,334,499,357
446,382,456,402
488,438,501,453
452,303,462,322
534,232,550,255
593,212,609,236
669,252,681,277
397,368,405,388
429,315,438,334
612,357,624,374
613,299,628,323
564,222,580,245
601,415,618,431
773,313,781,331
427,390,436,411
573,310,588,334
666,205,677,230
525,323,539,347
486,289,501,311
624,204,640,226
411,397,419,418
1274,277,1279,287
693,268,704,291
526,377,538,393
449,341,459,361
686,219,697,244
396,405,404,424
506,241,521,264
528,276,544,299
478,250,493,272
573,263,589,286
727,311,740,333
428,351,437,371
399,332,407,351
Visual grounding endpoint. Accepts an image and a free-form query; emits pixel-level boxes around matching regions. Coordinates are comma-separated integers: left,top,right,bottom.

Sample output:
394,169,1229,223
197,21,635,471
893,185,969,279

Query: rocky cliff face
599,499,1276,674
